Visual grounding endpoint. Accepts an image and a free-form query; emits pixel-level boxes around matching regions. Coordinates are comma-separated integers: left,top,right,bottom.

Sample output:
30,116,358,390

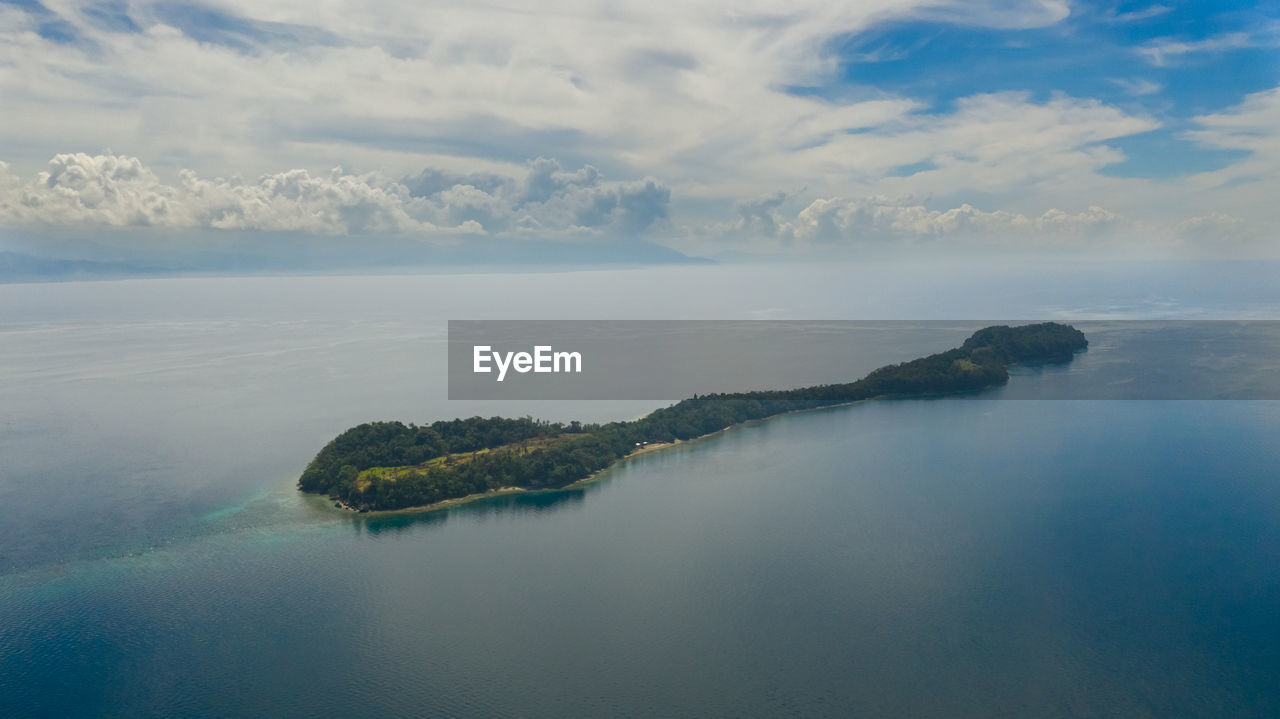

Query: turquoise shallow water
2,267,1280,717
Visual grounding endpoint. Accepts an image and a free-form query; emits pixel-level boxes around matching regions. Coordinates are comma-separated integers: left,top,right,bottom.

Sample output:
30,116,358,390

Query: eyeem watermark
450,320,1280,400
473,345,583,382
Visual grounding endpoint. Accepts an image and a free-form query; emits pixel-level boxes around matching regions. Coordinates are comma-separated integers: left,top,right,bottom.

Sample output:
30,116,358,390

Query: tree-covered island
299,322,1087,512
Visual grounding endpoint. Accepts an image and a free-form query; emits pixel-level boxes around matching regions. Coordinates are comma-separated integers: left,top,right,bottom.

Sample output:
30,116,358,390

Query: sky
0,0,1278,261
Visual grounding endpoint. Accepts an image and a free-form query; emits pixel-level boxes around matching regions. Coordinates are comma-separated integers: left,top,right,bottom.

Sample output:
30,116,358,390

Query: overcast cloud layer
1,0,1277,256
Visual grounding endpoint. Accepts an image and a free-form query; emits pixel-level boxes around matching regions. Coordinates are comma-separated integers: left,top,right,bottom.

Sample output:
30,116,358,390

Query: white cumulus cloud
0,154,672,237
784,196,1121,244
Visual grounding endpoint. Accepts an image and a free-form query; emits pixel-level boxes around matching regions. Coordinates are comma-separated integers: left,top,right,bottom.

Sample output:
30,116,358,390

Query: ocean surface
2,262,1279,717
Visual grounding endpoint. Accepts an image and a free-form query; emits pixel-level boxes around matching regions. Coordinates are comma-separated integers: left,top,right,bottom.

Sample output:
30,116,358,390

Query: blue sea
2,262,1279,717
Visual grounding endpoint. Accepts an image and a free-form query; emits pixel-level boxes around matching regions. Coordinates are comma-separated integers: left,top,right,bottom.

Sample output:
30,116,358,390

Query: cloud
692,194,1273,256
1161,212,1268,253
1187,86,1280,153
1109,78,1164,96
698,192,1130,247
0,1,1274,254
0,0,1114,196
782,196,1122,244
728,192,790,239
1183,86,1280,192
4,153,182,227
1136,30,1276,66
0,154,671,237
1100,4,1172,24
149,2,345,54
797,92,1159,200
395,157,670,235
3,152,1272,257
0,153,432,233
616,180,672,232
1173,211,1246,240
907,0,1072,29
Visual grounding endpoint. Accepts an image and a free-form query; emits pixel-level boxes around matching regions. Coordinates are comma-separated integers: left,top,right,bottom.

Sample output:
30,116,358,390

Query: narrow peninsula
299,323,1087,512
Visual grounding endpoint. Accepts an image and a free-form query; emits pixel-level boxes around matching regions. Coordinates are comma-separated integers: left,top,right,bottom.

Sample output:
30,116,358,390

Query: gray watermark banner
447,320,1280,400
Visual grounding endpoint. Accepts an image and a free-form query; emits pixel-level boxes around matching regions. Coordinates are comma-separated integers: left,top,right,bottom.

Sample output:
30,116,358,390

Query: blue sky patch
789,0,1280,179
153,2,344,53
887,159,940,177
2,0,83,45
81,1,141,34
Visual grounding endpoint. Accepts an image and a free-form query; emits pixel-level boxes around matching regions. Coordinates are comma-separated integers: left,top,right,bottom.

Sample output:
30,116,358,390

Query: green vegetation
299,322,1087,512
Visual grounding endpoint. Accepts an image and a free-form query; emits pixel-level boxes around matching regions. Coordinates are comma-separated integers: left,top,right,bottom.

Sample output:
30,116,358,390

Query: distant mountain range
0,235,711,282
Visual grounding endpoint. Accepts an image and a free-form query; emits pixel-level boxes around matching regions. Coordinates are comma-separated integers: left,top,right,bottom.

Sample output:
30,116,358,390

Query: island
299,322,1087,512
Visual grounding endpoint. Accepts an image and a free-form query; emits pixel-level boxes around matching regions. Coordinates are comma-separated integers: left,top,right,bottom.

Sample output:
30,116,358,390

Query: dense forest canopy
299,322,1087,511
